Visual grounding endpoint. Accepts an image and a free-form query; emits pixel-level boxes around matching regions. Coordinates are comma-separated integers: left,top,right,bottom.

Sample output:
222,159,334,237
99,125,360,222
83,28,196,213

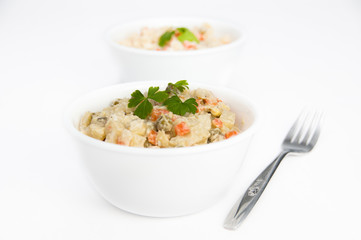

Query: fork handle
223,151,289,230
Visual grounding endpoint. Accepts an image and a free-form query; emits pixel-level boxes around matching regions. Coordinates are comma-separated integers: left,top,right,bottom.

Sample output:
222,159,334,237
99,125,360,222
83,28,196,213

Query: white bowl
106,18,245,85
64,81,258,217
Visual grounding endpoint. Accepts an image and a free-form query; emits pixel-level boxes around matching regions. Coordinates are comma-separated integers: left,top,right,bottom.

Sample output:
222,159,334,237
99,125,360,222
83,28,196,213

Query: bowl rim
64,81,259,156
105,17,246,57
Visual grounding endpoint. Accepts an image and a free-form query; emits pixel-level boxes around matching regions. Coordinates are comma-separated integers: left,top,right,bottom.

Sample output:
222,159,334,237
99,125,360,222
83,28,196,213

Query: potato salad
79,81,240,148
119,23,231,51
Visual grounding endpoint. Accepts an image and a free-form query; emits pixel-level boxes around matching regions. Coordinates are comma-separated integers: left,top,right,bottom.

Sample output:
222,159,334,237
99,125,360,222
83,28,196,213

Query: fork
223,110,322,230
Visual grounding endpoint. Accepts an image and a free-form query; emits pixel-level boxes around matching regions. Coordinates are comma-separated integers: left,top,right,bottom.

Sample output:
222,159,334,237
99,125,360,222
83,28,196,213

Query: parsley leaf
147,86,169,102
159,28,199,47
158,31,175,47
133,99,153,120
128,90,145,108
176,28,199,44
163,95,198,116
166,80,189,94
128,87,168,119
128,80,198,118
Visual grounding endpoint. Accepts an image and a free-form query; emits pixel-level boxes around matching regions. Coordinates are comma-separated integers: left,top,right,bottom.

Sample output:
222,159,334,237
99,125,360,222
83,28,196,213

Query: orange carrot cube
150,109,169,121
148,130,157,145
212,118,223,128
225,130,238,139
175,122,190,136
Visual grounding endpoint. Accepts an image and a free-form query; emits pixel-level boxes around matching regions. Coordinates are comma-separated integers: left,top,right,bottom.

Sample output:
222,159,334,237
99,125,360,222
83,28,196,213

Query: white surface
0,0,360,239
64,81,258,217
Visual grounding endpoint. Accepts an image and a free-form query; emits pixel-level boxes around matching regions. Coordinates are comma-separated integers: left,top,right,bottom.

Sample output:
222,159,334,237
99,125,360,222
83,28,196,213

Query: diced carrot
187,45,197,50
198,33,204,41
150,109,169,121
225,131,238,139
217,98,222,103
148,130,157,145
116,137,125,145
204,98,218,106
183,41,197,50
185,45,196,50
212,118,223,128
175,122,190,136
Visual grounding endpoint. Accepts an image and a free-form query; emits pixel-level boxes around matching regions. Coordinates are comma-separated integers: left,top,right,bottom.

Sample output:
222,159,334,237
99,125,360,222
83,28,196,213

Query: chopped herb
158,31,175,47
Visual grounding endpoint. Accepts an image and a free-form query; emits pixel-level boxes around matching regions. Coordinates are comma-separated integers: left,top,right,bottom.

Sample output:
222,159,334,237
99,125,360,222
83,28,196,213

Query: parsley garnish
128,87,168,119
176,27,199,44
166,80,189,95
128,81,198,119
158,31,175,47
163,95,198,116
158,27,199,47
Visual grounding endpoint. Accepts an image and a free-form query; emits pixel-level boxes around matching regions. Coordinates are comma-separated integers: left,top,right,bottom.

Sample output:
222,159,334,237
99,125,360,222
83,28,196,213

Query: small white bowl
64,81,258,217
106,18,245,85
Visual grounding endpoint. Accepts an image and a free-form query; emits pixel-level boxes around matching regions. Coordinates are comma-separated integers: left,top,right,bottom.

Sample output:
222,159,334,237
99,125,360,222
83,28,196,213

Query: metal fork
224,110,323,230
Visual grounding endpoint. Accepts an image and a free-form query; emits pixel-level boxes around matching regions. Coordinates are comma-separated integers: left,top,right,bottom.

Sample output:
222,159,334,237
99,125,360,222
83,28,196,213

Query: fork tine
300,111,319,145
293,111,313,143
284,111,305,143
307,112,323,148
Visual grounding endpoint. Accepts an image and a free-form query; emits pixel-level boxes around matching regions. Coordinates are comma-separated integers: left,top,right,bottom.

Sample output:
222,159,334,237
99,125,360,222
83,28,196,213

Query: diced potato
122,115,139,128
79,112,93,132
118,129,132,146
88,124,106,141
220,110,236,129
130,134,146,147
193,88,213,99
105,131,118,144
156,130,170,148
105,119,124,135
129,119,146,136
217,102,230,112
196,114,211,131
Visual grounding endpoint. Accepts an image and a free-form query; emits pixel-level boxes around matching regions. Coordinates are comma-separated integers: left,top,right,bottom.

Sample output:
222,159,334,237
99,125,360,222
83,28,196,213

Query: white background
1,0,360,239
